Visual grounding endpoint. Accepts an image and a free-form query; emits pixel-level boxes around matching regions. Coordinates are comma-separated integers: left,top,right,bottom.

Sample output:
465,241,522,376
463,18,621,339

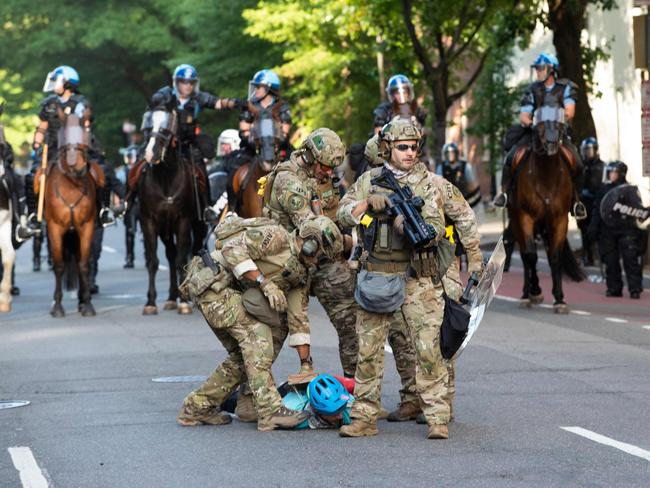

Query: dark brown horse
509,122,585,313
40,113,105,317
136,108,204,315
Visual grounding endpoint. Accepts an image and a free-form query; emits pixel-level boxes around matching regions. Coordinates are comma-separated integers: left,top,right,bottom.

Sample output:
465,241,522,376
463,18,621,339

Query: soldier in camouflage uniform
386,176,483,423
263,128,359,378
337,119,451,439
177,215,342,431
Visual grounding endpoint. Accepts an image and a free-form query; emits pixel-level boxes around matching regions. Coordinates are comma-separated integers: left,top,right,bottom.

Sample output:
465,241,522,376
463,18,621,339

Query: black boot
33,232,42,272
493,153,513,208
124,233,135,268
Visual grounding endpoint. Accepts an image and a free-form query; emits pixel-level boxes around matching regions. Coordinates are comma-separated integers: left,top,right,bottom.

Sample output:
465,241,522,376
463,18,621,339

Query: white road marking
384,344,393,354
605,317,628,323
561,426,650,462
643,326,650,331
8,446,49,488
159,265,169,271
539,304,553,309
572,310,591,316
102,245,117,254
105,294,139,299
152,375,209,383
495,294,519,303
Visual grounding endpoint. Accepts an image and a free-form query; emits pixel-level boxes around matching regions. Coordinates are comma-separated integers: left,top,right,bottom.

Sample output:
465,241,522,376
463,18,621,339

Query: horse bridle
55,146,91,229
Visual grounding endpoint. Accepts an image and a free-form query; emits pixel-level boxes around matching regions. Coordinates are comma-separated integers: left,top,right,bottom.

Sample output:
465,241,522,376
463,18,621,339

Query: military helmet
298,216,343,261
301,128,345,168
364,134,385,167
379,119,421,156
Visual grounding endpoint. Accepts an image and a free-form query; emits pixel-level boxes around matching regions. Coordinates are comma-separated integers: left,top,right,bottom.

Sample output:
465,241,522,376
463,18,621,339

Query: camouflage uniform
387,175,482,413
181,220,308,419
337,161,450,426
263,129,358,376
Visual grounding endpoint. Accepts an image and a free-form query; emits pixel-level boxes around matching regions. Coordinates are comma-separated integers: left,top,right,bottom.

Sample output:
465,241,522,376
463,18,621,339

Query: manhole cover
152,376,208,383
0,401,30,410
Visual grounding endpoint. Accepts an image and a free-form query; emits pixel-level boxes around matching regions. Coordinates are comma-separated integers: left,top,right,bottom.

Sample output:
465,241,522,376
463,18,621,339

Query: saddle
127,158,206,193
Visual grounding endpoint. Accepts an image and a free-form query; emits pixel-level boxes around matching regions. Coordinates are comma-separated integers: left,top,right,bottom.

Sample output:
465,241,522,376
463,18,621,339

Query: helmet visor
43,71,64,93
173,78,199,96
390,86,412,104
248,82,269,102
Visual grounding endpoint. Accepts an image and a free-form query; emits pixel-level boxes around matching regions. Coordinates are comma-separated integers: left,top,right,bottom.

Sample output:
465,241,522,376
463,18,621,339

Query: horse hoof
143,305,158,315
178,302,193,315
163,300,177,311
81,304,96,317
0,302,11,313
554,303,569,314
50,305,65,318
529,293,544,305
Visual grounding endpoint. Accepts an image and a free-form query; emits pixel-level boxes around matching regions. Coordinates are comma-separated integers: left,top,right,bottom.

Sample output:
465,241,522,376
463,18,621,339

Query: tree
546,0,616,144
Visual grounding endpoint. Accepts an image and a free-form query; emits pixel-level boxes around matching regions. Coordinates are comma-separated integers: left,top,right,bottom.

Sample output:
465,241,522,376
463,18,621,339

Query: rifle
370,168,437,249
198,248,219,273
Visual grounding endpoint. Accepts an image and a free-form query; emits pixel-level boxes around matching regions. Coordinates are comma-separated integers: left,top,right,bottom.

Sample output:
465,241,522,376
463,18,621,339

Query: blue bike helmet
173,64,199,94
43,65,80,93
307,374,350,415
249,69,281,101
386,74,414,104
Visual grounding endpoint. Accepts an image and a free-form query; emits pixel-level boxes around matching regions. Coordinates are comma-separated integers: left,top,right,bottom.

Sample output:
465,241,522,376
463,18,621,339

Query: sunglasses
394,144,418,152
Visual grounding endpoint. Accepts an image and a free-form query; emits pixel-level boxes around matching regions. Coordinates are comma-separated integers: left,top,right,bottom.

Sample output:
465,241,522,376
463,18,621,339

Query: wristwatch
255,274,266,287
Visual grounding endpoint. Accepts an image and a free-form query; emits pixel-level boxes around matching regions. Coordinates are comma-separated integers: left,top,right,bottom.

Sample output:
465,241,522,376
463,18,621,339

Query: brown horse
39,114,105,317
231,158,273,217
509,123,584,313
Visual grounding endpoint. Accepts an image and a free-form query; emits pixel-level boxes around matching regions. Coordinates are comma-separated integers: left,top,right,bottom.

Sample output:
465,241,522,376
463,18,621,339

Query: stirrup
573,202,587,221
493,192,508,208
99,207,116,228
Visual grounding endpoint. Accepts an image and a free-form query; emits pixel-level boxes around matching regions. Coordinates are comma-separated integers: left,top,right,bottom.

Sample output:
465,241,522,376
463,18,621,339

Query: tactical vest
40,94,89,153
263,155,340,229
441,161,468,195
214,215,306,290
247,100,284,162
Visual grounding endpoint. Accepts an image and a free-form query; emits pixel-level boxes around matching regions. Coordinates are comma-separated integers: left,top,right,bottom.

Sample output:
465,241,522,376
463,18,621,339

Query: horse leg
141,218,159,315
176,219,193,315
161,234,178,311
0,212,15,312
517,213,543,307
48,223,66,317
77,222,96,317
549,215,569,314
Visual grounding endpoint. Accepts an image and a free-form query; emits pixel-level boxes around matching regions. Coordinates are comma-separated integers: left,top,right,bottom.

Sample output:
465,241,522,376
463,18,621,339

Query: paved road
1,225,649,487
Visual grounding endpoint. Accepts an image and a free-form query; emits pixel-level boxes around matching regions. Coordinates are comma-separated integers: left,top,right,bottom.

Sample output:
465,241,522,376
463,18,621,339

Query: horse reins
54,161,91,230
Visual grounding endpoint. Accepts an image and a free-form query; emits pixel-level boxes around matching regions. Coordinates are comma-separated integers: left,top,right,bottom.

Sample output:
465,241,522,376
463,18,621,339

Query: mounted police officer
436,142,481,208
263,128,358,379
144,64,242,212
337,119,450,439
494,53,586,219
587,162,647,298
177,215,343,430
373,75,426,134
21,65,93,237
578,137,606,265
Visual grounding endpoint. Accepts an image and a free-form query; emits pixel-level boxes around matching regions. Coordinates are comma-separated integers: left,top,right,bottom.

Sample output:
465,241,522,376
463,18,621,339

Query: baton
36,143,48,222
460,271,480,305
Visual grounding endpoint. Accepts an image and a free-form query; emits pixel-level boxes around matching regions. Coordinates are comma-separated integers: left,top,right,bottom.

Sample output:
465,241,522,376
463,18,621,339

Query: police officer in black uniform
436,142,481,208
587,161,646,299
578,137,606,265
88,144,126,294
373,74,426,133
144,64,242,215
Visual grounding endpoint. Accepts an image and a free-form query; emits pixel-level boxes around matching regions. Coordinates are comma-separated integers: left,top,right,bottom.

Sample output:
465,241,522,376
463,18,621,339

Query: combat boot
378,407,389,420
387,402,422,422
176,402,232,426
427,424,449,439
339,420,378,437
257,406,310,432
288,357,317,385
234,393,258,422
417,405,454,424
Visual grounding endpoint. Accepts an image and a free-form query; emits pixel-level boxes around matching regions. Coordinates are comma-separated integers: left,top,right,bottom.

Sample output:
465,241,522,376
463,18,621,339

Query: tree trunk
548,0,597,144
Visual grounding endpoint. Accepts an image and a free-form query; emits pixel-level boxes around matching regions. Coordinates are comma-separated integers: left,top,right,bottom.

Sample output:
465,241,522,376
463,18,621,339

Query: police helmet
385,74,414,104
248,69,281,101
43,66,80,93
217,129,241,156
300,128,345,168
173,64,200,94
607,160,628,179
442,142,459,162
531,53,559,71
307,374,350,415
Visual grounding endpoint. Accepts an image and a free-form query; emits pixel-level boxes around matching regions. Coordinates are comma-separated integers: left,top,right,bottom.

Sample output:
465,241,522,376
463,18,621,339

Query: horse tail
63,231,80,291
561,240,585,282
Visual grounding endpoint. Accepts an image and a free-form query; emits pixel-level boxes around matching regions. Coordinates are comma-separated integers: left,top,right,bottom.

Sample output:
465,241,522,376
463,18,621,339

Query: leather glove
367,194,391,212
467,252,486,276
393,214,405,235
260,280,287,313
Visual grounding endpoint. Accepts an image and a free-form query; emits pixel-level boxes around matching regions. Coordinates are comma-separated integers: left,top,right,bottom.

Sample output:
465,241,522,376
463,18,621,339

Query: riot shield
452,237,506,359
600,184,649,228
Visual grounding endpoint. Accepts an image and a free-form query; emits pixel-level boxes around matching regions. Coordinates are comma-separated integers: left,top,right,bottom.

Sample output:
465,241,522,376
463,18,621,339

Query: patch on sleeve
287,194,306,212
247,229,264,241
